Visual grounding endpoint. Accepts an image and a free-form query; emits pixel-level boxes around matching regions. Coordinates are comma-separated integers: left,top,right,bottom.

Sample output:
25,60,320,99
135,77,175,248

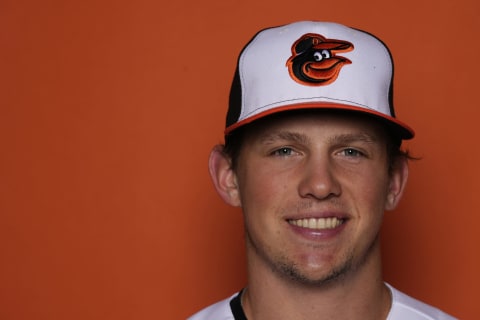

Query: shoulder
387,283,457,320
187,293,237,320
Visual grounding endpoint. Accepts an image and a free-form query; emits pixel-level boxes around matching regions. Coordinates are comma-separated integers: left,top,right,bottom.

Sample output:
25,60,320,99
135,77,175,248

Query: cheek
341,165,390,213
356,177,390,216
236,162,296,226
239,170,285,211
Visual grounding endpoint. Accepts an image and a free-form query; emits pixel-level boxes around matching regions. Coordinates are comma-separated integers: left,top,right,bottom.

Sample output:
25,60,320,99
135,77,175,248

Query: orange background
0,0,478,319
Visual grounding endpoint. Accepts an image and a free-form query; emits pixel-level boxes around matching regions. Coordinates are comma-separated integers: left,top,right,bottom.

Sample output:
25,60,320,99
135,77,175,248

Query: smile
288,217,344,230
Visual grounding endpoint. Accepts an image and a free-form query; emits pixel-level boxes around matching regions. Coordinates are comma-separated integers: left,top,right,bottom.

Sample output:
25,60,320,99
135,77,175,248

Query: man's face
231,111,405,285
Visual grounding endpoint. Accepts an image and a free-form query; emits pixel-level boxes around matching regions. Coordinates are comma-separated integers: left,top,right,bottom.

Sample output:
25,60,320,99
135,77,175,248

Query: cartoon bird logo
287,33,354,86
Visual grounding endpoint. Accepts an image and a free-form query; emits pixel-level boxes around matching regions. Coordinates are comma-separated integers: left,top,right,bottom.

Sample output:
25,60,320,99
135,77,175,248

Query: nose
298,154,341,200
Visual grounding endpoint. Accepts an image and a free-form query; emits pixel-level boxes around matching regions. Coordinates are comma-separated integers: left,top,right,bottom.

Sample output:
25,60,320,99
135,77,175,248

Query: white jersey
188,283,457,320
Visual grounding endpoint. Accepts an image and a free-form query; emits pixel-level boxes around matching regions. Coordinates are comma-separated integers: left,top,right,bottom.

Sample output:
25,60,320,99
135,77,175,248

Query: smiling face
211,111,408,286
286,33,353,86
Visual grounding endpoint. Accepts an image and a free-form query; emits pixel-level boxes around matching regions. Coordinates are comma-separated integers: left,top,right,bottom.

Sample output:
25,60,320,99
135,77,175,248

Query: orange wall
1,0,478,319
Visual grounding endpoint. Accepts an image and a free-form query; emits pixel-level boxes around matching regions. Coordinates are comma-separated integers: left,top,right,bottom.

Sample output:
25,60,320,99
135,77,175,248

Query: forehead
242,110,389,143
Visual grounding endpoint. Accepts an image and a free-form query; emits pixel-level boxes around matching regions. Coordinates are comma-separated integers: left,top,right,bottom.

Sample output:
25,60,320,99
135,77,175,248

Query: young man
189,21,456,320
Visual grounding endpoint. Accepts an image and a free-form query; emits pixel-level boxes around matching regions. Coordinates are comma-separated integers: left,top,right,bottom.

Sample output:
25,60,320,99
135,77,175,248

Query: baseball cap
225,21,414,140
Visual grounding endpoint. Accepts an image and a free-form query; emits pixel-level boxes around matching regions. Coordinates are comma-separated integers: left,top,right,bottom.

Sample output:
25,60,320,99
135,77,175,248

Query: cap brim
224,102,414,140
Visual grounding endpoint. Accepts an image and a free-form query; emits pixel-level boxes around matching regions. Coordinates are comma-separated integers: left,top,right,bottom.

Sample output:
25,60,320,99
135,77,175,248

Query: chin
276,256,354,287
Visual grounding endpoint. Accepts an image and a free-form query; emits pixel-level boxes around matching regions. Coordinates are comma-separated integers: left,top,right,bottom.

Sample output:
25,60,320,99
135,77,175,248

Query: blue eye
343,148,363,157
272,147,294,156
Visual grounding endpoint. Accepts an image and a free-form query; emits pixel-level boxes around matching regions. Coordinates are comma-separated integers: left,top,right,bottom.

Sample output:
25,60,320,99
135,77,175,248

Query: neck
242,242,391,320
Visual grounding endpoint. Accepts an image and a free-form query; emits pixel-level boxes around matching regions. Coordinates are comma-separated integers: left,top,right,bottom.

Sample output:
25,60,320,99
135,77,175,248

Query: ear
208,145,242,207
385,157,409,211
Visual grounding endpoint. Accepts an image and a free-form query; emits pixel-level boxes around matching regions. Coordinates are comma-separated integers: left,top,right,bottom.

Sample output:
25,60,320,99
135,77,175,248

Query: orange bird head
287,33,354,86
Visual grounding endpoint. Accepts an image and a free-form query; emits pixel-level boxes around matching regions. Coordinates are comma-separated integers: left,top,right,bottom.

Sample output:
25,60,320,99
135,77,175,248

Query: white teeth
289,217,342,230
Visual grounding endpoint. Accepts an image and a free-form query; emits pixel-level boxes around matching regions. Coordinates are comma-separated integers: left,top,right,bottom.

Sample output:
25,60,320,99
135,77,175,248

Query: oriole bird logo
287,33,354,86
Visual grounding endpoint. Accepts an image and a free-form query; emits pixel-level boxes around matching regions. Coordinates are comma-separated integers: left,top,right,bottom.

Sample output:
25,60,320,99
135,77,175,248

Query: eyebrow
258,131,310,145
258,131,379,146
327,133,379,145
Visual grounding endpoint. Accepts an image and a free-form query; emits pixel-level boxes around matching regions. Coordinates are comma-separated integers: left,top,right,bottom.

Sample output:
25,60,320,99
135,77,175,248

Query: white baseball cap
225,21,414,140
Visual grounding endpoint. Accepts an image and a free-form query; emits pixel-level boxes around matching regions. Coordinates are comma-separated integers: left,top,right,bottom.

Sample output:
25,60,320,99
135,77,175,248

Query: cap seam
241,97,375,119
